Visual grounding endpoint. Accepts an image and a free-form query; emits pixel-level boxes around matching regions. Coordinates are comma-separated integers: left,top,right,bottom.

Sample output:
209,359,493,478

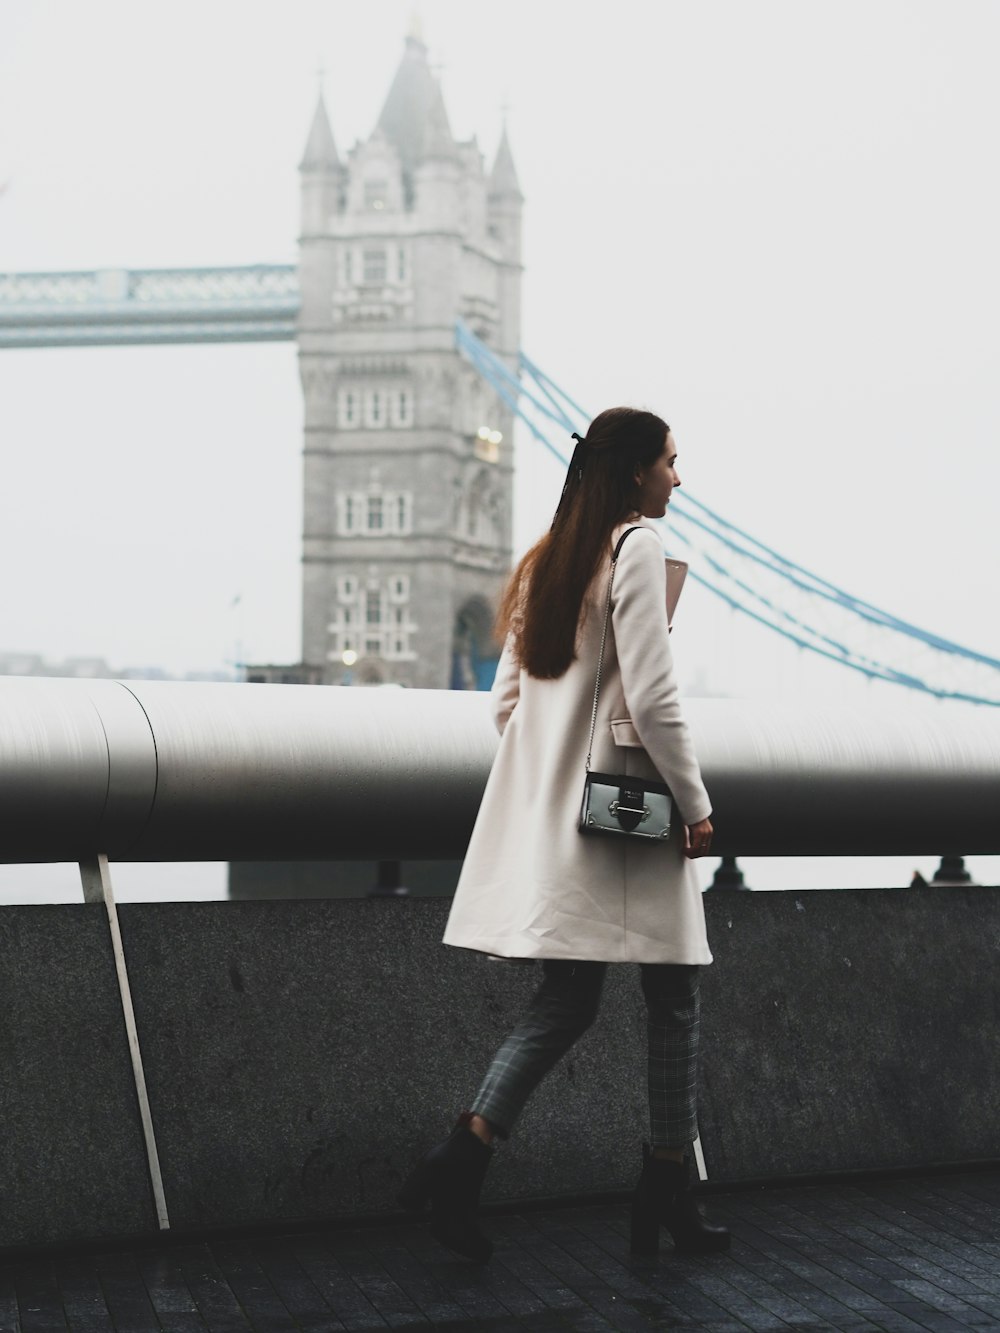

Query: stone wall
0,887,996,1251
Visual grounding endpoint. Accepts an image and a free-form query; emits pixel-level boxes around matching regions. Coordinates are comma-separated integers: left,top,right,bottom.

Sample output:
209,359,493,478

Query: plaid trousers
469,959,700,1148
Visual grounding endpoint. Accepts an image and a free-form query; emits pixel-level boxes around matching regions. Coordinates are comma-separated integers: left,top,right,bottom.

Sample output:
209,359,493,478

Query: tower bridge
2,28,521,693
0,264,299,347
5,26,996,711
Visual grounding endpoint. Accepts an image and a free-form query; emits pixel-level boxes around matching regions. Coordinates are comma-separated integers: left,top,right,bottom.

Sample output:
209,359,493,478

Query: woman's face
634,432,681,518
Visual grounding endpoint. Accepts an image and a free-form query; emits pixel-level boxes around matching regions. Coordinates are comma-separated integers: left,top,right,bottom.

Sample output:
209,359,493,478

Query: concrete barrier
0,906,158,1248
0,887,996,1251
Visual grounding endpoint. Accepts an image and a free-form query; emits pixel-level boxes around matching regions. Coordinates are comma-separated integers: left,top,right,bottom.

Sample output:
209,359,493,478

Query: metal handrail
1,677,998,862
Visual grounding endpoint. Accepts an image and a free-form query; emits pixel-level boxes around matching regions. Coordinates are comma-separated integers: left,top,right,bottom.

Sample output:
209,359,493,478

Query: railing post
931,855,974,885
707,856,751,891
368,859,409,897
80,854,170,1231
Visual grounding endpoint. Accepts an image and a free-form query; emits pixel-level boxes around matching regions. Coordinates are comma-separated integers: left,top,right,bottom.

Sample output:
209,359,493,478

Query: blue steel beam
0,265,300,348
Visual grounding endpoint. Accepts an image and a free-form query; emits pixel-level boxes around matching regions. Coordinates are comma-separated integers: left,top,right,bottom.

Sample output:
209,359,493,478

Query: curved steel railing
1,677,998,862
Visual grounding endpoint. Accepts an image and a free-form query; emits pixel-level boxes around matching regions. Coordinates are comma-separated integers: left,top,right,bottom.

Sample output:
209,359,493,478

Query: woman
398,407,728,1262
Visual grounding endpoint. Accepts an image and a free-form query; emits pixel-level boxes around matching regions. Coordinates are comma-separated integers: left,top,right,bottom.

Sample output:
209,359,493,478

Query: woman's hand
684,817,714,859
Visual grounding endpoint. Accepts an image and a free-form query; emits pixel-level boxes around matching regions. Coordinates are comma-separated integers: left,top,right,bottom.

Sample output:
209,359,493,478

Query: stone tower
297,31,523,689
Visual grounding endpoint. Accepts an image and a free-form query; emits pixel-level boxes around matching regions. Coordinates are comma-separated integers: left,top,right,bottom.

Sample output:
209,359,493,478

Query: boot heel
397,1158,434,1212
629,1197,660,1256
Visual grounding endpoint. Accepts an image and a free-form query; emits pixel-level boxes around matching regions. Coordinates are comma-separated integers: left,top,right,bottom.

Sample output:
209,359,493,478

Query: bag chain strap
584,526,640,773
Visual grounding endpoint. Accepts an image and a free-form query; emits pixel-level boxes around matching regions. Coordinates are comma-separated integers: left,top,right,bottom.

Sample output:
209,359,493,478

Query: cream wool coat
442,520,714,965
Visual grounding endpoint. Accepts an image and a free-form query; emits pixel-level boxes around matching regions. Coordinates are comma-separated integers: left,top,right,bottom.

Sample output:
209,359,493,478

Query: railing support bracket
80,853,170,1231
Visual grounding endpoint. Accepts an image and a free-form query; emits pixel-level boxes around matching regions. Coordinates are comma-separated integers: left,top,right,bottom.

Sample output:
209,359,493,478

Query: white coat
442,519,714,965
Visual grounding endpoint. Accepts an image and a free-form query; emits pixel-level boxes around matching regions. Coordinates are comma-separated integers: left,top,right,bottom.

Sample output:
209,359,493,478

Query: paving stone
0,1169,998,1331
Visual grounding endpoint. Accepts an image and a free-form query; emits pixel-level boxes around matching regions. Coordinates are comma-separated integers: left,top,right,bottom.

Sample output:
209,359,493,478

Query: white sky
0,0,998,896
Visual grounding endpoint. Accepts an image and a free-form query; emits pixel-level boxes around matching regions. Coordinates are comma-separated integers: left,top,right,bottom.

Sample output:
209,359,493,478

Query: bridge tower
296,30,522,689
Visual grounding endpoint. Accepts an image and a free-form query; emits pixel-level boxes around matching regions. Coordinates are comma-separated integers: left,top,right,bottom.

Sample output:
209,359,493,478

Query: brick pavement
1,1169,997,1331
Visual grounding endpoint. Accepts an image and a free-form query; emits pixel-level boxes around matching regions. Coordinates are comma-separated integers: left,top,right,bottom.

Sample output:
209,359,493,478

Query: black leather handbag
578,527,673,843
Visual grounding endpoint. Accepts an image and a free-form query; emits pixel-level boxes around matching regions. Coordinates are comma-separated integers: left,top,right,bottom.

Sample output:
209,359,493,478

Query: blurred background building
248,27,521,691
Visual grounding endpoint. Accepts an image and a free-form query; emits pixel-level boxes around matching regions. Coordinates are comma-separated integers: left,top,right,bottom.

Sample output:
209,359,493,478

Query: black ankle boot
397,1112,494,1263
629,1143,731,1256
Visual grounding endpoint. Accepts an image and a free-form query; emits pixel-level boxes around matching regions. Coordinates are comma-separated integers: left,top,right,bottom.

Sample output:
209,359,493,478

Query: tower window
338,576,357,600
364,179,388,211
363,248,387,284
367,496,383,531
397,495,408,531
371,391,382,425
338,389,359,429
344,495,355,531
366,590,381,625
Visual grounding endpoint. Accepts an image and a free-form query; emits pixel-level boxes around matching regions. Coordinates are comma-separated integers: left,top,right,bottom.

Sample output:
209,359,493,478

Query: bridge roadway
0,265,299,347
3,1167,999,1331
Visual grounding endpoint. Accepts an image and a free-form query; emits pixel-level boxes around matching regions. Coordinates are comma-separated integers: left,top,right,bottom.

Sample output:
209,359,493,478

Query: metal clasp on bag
608,799,651,822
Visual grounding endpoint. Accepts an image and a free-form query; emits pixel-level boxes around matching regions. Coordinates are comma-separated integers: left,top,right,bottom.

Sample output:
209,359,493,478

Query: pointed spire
300,91,340,172
421,77,459,162
376,30,457,172
407,10,425,47
489,122,522,200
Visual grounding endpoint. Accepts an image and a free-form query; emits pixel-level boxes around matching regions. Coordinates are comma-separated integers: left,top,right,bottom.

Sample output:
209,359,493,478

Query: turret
294,25,519,693
299,91,343,237
412,76,462,231
488,123,523,358
488,122,523,259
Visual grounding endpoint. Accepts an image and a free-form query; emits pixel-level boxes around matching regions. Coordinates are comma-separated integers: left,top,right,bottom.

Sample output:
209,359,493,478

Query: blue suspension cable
518,349,589,426
673,491,1000,667
456,320,1000,704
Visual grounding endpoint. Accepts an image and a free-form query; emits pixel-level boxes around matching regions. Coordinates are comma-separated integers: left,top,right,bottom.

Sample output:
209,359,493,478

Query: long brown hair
498,406,669,679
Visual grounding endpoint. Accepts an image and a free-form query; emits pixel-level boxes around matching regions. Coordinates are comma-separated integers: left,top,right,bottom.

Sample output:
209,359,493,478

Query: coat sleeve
611,527,712,825
490,634,521,735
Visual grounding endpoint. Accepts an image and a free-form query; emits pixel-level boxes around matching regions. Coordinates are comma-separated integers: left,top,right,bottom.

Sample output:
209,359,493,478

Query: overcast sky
1,0,998,895
2,0,998,685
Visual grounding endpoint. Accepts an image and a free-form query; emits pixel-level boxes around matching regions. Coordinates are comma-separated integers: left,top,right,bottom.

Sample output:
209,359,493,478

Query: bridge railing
0,265,300,346
1,675,999,1251
1,676,998,869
